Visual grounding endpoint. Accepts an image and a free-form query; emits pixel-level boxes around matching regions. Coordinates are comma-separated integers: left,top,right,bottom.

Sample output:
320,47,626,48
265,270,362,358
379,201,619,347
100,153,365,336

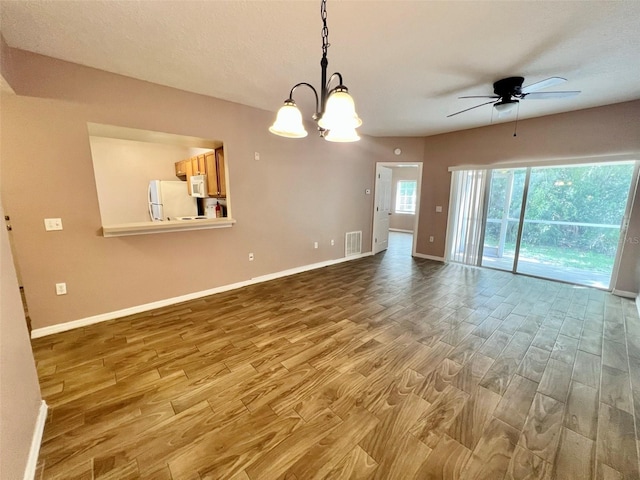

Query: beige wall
0,48,427,330
415,100,640,292
0,197,43,478
389,166,419,232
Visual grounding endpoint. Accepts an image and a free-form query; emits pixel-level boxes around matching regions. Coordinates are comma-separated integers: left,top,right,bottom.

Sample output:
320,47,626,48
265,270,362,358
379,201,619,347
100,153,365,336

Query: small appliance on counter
148,180,197,221
204,198,227,218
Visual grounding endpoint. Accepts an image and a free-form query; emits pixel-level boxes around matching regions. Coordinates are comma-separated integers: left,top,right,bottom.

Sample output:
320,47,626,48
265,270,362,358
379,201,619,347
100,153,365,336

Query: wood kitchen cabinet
175,148,226,197
175,160,188,178
204,148,226,197
191,155,206,176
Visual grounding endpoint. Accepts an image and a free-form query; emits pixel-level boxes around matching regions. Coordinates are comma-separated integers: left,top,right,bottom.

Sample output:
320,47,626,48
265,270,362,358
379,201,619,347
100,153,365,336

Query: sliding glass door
516,162,636,288
481,168,526,272
448,160,638,289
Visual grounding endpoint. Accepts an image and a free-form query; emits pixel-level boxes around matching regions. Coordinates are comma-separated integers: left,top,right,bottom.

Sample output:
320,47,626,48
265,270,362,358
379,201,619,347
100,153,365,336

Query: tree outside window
395,180,417,214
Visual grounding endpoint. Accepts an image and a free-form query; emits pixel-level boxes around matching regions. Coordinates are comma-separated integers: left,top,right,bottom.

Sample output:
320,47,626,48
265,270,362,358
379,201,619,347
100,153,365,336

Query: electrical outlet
55,282,67,295
248,252,254,261
435,206,443,213
330,239,335,246
44,218,63,231
254,152,260,161
314,242,318,249
429,236,434,243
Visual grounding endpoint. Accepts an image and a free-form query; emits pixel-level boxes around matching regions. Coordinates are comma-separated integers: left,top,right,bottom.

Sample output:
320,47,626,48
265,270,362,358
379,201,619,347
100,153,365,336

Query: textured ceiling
1,0,639,137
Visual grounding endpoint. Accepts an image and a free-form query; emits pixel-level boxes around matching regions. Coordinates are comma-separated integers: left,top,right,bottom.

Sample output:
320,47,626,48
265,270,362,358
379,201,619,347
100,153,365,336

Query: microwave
190,174,207,198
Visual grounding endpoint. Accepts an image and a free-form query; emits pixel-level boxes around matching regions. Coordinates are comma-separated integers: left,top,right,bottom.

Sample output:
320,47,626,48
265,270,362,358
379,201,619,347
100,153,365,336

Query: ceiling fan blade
521,77,566,94
524,91,581,99
458,95,500,99
447,100,498,118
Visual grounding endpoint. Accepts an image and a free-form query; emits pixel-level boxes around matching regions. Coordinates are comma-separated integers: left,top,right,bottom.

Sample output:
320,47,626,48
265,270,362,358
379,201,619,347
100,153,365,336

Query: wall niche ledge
102,218,236,237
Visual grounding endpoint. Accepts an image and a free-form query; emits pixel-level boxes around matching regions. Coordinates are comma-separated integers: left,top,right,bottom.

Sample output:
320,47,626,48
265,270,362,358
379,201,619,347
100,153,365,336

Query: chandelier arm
326,72,344,92
289,82,320,117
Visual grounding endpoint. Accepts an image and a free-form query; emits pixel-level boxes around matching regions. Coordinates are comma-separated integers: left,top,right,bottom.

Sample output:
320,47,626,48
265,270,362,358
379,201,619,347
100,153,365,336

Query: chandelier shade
324,126,361,143
268,101,308,138
317,88,362,131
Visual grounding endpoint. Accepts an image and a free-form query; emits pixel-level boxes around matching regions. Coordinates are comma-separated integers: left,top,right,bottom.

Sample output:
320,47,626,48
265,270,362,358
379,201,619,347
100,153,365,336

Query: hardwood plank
446,386,501,450
244,408,342,480
360,393,430,463
410,384,469,449
505,445,552,480
371,432,432,480
322,445,378,480
602,339,629,372
538,358,573,402
520,393,565,463
550,334,579,365
573,350,602,389
600,365,633,414
461,417,520,480
494,374,539,431
564,381,599,440
286,407,380,480
478,330,512,359
450,353,495,395
596,402,639,479
517,345,551,383
552,427,596,480
412,434,471,480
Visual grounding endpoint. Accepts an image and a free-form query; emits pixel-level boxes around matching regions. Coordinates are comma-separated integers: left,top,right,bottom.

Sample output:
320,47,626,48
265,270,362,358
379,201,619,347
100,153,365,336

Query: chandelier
269,0,362,142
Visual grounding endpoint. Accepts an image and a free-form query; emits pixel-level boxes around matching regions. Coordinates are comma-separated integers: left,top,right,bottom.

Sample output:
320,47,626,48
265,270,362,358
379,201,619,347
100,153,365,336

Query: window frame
395,180,417,214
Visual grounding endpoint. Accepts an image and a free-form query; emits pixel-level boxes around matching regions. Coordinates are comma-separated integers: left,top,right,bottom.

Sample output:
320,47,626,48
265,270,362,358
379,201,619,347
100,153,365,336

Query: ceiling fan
447,76,580,118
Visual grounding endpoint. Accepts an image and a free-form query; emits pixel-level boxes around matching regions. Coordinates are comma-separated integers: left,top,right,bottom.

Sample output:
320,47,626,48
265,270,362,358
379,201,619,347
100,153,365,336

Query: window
395,180,417,214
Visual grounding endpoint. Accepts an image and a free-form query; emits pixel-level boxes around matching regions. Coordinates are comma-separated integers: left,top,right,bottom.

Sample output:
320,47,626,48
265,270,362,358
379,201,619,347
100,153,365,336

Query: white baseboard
389,228,413,233
31,253,373,338
23,400,47,480
637,296,640,317
612,289,637,299
413,252,445,262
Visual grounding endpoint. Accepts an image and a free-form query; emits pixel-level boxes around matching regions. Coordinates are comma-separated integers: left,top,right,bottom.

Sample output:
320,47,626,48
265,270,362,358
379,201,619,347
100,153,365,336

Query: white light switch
44,218,63,231
435,206,443,213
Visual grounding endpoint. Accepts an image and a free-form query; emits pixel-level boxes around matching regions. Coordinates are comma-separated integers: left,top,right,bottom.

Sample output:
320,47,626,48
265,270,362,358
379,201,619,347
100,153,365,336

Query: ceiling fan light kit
269,0,362,142
448,76,581,118
493,100,519,115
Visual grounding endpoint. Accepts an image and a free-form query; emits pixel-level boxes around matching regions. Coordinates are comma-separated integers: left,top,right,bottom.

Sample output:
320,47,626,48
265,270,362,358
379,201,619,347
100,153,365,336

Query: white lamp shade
324,127,360,143
269,103,308,138
317,90,362,130
494,101,518,116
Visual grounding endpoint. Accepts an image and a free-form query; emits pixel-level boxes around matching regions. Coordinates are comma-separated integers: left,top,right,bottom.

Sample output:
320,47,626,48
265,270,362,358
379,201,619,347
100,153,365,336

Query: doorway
447,159,638,289
372,162,423,256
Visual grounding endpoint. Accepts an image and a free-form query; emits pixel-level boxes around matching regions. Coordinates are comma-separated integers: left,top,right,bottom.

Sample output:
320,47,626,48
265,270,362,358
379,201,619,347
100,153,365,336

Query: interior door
373,166,392,254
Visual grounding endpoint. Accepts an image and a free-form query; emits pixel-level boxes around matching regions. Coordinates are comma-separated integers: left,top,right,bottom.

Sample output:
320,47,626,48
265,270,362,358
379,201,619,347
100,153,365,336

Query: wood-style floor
31,233,640,479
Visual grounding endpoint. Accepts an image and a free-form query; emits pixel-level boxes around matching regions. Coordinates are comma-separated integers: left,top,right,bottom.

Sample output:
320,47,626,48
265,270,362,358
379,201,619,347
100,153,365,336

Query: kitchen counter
102,217,236,237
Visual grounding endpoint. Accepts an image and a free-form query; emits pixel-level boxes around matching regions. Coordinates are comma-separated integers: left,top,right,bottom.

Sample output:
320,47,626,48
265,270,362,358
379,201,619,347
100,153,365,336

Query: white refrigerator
148,180,197,221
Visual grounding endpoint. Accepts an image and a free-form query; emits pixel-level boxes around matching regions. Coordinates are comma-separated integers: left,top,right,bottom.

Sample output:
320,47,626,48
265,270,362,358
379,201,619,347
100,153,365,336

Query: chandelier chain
321,0,330,57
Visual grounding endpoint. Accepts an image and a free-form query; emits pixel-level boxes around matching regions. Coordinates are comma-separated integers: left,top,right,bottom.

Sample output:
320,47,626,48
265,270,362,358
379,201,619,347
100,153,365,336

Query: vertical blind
446,169,487,265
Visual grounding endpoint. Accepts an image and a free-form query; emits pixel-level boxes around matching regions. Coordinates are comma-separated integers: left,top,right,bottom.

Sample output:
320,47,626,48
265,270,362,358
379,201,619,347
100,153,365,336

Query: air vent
345,231,362,257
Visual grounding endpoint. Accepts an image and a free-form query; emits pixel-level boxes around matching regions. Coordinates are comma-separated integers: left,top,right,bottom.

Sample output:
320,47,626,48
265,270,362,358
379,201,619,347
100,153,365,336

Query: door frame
371,161,424,256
